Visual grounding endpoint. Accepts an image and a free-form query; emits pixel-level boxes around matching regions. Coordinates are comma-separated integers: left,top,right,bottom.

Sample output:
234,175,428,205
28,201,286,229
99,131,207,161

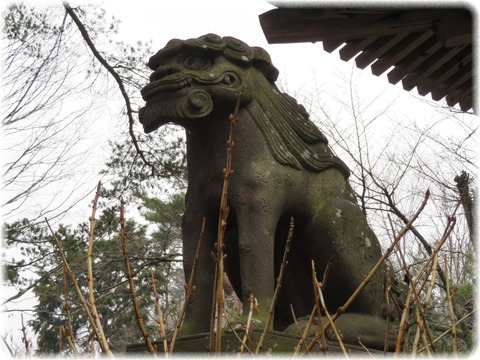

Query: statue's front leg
235,202,279,328
181,208,217,334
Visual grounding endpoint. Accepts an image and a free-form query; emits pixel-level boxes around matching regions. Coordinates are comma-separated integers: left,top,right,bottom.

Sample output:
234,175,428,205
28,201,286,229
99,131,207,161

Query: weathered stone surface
138,34,401,351
126,330,384,355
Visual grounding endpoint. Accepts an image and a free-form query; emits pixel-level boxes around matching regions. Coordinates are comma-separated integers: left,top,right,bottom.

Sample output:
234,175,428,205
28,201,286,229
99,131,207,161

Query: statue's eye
183,54,211,70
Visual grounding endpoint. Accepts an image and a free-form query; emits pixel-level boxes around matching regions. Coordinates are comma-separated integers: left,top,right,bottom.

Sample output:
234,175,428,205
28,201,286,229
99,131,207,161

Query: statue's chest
185,117,300,205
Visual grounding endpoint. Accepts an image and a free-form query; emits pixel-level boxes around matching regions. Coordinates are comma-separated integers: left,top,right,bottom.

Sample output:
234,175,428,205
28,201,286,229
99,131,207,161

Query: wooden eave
259,7,474,112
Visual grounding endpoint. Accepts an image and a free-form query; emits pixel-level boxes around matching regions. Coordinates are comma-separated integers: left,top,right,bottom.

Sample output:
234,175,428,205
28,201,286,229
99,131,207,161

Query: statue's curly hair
148,33,279,83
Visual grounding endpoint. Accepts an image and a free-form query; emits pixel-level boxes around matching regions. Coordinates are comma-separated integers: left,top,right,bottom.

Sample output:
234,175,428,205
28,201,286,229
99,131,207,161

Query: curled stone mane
245,69,350,178
147,34,350,178
148,33,279,82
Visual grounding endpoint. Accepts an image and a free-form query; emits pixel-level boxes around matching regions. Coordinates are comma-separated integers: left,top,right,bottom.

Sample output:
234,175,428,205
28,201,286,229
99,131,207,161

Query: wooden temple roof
259,6,474,112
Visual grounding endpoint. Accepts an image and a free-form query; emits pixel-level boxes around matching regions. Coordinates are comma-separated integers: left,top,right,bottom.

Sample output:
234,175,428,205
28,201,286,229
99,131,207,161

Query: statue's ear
148,38,184,70
252,46,279,83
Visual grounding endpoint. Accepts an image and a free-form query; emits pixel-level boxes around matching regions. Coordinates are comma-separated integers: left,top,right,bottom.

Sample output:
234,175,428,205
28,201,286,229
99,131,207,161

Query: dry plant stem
255,216,295,354
45,218,113,356
170,217,206,354
220,312,253,355
66,335,78,356
239,292,257,355
412,195,461,291
290,304,310,354
444,256,458,356
151,270,168,356
119,199,156,355
358,337,374,357
2,335,15,357
414,216,457,291
296,261,332,356
418,310,475,353
63,264,79,355
226,322,253,355
209,259,219,353
86,182,111,354
214,85,245,353
295,307,317,355
321,257,334,291
311,261,327,353
63,3,153,172
395,285,414,355
414,305,431,356
394,233,436,354
412,252,438,355
89,332,95,354
21,314,30,356
60,326,78,356
383,271,391,354
307,189,430,352
312,262,347,357
319,286,347,357
400,215,457,354
59,326,63,354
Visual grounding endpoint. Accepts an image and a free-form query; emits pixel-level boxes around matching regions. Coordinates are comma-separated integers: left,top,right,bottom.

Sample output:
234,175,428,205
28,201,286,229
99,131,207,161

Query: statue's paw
226,318,264,333
284,313,395,351
328,313,395,351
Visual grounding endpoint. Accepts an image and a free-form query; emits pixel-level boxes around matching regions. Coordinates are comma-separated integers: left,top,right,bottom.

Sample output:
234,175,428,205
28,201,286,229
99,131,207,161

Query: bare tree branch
63,2,154,174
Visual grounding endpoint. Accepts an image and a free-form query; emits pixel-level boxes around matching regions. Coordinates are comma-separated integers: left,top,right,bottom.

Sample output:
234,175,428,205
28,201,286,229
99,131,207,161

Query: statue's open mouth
141,76,193,103
141,72,239,104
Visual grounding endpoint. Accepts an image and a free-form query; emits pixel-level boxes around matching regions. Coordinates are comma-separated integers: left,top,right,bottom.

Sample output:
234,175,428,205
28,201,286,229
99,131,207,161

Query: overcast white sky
2,0,477,355
96,0,474,121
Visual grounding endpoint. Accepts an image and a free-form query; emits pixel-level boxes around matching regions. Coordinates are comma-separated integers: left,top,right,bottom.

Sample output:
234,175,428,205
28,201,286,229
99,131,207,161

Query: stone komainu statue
139,34,400,350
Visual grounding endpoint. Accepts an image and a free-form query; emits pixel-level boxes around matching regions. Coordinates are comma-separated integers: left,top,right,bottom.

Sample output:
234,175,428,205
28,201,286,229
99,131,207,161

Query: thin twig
59,326,63,354
119,198,156,354
290,304,309,354
239,291,257,355
395,285,413,354
358,337,374,357
444,255,458,356
86,182,111,354
63,2,153,173
62,264,79,356
60,326,78,356
318,288,347,357
321,257,334,292
417,310,475,353
21,314,30,356
415,302,431,356
313,262,347,358
89,331,95,354
384,271,391,354
296,308,317,355
221,311,253,355
394,228,436,355
46,218,113,356
255,216,294,354
151,270,168,356
170,217,206,354
214,85,245,353
412,215,457,295
2,335,15,357
311,260,327,353
209,254,219,353
412,252,438,355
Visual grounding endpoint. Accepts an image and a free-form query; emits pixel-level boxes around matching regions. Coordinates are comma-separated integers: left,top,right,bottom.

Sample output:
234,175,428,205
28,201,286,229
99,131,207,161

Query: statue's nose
149,64,183,82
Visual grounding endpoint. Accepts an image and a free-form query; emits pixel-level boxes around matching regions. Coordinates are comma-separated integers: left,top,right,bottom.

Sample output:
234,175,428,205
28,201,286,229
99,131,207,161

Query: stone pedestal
126,329,384,355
